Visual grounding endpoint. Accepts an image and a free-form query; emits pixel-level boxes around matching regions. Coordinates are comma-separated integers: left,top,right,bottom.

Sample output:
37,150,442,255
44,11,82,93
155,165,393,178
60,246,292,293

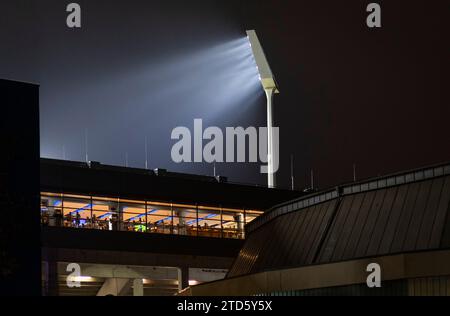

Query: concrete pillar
47,198,56,227
178,267,189,291
133,279,144,296
175,210,186,235
234,213,245,238
117,205,124,231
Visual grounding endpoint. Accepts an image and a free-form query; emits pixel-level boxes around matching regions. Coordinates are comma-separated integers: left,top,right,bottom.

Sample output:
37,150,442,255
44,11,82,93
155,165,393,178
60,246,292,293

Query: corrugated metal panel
430,176,450,248
403,180,433,251
378,184,409,255
365,186,398,257
228,223,268,277
390,182,422,253
278,210,308,267
416,178,445,249
331,193,364,261
288,204,321,265
307,199,337,264
354,189,386,258
300,202,329,264
246,224,271,275
342,190,376,260
251,214,289,273
267,207,304,269
229,200,339,275
318,196,354,263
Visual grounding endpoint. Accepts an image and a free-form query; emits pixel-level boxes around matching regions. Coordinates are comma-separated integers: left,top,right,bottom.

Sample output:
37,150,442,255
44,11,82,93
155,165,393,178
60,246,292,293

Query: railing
41,214,244,239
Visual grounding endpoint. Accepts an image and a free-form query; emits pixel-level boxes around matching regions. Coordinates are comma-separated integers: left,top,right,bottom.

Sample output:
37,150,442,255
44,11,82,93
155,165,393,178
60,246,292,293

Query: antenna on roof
84,128,89,163
290,154,295,191
353,163,357,182
311,169,315,191
125,152,129,168
145,136,149,170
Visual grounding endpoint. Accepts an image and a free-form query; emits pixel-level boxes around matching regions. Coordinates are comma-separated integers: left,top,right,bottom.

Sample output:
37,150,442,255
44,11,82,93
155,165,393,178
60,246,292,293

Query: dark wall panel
0,80,40,296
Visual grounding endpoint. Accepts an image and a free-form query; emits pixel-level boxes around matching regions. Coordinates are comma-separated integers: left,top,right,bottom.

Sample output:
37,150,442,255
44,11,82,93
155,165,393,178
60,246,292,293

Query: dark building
184,162,450,296
0,79,41,296
40,158,302,296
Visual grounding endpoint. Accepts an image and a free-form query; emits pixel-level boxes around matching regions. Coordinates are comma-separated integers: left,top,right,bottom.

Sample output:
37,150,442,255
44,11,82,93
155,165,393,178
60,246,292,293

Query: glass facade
40,192,262,239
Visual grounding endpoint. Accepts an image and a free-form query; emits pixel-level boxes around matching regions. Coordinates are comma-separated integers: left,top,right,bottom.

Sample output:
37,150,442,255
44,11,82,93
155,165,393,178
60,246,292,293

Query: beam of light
155,216,173,224
98,212,112,220
96,37,264,124
186,214,218,226
70,204,93,216
127,209,158,222
40,36,266,176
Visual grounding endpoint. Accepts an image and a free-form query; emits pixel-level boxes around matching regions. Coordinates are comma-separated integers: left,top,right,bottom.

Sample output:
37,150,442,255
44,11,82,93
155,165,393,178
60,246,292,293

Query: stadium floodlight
246,30,279,188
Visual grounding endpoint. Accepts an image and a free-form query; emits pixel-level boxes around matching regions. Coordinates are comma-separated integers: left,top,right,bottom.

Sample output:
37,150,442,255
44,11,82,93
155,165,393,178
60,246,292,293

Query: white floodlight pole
246,30,279,188
266,87,276,188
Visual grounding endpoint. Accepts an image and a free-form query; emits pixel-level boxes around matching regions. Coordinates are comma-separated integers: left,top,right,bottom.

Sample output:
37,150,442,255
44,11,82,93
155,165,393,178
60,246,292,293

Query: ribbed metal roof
228,162,450,278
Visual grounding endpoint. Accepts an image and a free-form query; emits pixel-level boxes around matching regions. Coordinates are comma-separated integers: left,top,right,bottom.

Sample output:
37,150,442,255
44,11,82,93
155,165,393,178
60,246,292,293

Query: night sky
0,0,449,190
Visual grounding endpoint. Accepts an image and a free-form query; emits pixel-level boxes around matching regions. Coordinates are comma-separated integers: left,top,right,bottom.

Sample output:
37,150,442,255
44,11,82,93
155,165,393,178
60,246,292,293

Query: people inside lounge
40,193,260,239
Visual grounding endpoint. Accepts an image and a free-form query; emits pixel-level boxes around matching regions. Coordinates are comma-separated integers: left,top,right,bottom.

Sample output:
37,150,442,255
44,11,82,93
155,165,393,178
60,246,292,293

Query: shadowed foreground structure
183,162,450,296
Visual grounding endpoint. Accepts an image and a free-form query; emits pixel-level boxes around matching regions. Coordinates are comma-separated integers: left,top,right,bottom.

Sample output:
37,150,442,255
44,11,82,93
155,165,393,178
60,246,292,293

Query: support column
175,210,186,235
133,279,144,296
265,88,276,188
178,267,189,291
234,213,244,239
118,205,124,231
47,198,56,227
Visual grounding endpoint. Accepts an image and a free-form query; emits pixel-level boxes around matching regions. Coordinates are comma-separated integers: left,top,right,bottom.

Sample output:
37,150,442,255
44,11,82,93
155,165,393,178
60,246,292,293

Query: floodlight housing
246,30,279,94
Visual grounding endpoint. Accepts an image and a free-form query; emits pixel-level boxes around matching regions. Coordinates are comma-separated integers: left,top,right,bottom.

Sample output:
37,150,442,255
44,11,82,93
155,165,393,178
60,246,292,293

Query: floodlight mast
246,30,279,188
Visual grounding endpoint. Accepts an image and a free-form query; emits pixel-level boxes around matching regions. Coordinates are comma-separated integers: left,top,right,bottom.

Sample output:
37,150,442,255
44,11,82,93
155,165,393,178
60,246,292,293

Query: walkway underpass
42,226,241,296
52,263,227,296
